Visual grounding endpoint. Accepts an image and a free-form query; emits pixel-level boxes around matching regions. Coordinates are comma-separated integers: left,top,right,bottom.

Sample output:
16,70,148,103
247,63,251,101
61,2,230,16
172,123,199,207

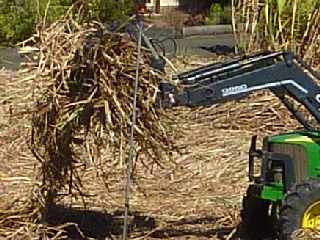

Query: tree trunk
155,0,160,14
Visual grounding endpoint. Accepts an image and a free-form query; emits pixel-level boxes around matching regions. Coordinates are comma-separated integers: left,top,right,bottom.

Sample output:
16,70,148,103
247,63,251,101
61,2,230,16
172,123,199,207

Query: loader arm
157,51,320,130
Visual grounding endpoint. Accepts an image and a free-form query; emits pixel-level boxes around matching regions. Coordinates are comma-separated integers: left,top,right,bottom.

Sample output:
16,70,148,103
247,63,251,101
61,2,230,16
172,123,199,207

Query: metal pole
122,15,143,240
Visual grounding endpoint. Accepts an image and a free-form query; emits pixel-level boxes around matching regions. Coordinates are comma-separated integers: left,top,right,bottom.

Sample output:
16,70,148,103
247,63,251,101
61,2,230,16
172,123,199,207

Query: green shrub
0,0,134,45
0,0,35,44
88,0,134,23
206,3,223,25
205,3,232,25
0,0,72,44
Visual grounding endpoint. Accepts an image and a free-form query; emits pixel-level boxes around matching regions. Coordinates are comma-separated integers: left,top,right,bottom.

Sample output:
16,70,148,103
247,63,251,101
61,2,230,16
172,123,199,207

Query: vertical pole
155,0,160,14
122,12,143,240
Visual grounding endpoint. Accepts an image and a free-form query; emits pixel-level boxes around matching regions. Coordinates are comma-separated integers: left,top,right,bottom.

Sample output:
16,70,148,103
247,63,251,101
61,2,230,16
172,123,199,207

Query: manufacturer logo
316,94,320,104
221,84,248,96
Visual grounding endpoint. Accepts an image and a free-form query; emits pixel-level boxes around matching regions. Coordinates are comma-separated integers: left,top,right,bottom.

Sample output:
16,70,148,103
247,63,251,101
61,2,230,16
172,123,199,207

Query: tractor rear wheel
241,186,274,239
279,179,320,240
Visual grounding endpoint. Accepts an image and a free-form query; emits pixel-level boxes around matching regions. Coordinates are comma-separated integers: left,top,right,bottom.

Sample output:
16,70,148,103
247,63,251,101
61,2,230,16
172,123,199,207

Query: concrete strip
182,25,233,37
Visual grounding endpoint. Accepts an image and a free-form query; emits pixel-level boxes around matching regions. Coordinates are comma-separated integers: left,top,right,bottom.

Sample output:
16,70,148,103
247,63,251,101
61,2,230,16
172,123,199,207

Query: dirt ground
0,62,253,240
1,53,315,239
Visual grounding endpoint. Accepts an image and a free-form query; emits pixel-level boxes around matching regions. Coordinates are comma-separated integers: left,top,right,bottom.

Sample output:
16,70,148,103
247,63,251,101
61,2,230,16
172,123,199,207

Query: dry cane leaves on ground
1,14,320,239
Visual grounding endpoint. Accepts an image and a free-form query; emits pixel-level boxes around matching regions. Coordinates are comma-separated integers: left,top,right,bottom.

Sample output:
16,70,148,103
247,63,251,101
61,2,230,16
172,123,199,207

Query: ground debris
1,24,320,240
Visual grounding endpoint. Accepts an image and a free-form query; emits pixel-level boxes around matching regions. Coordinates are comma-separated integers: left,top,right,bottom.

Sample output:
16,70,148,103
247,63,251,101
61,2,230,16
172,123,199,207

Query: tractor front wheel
241,186,275,239
280,179,320,239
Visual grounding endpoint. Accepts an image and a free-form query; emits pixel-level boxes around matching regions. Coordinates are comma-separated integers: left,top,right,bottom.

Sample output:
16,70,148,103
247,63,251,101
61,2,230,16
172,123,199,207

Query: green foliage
210,3,223,15
0,0,134,45
37,0,72,23
206,3,223,25
0,0,72,44
0,0,35,44
205,3,231,25
88,0,134,23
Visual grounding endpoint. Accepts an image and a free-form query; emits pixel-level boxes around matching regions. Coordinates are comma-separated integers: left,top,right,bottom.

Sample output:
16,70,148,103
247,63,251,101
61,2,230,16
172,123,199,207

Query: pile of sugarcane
19,16,176,207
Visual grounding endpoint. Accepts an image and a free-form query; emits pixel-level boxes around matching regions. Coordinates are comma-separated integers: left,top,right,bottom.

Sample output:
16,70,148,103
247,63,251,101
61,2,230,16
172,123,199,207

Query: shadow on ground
148,216,237,239
44,204,156,239
44,205,274,239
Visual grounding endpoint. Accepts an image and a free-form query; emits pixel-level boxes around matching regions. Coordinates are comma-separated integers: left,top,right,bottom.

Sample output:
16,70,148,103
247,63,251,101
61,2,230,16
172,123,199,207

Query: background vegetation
205,3,232,25
178,0,230,12
0,0,133,45
233,0,320,65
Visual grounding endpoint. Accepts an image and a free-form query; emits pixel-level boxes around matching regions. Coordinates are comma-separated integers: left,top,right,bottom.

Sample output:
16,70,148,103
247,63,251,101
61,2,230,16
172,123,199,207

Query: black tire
241,187,275,239
279,179,320,240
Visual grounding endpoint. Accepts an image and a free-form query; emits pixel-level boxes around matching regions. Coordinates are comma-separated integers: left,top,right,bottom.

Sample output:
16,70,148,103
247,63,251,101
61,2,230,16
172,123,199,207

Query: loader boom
157,51,320,130
156,51,320,238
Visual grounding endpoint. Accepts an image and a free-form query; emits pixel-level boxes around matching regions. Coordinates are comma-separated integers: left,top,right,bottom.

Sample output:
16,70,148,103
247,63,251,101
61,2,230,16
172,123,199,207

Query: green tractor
243,132,320,239
157,51,320,239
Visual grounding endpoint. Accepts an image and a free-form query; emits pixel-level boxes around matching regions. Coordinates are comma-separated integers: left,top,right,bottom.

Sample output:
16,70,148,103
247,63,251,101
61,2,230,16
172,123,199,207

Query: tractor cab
244,131,320,238
249,131,320,202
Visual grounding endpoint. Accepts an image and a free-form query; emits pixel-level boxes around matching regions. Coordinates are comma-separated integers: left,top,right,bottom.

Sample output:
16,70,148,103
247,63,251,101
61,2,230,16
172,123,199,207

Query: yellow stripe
284,136,314,143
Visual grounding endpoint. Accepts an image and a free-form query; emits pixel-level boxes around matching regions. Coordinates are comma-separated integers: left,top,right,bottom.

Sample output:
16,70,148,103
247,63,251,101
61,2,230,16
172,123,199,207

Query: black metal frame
158,51,320,131
157,50,320,192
